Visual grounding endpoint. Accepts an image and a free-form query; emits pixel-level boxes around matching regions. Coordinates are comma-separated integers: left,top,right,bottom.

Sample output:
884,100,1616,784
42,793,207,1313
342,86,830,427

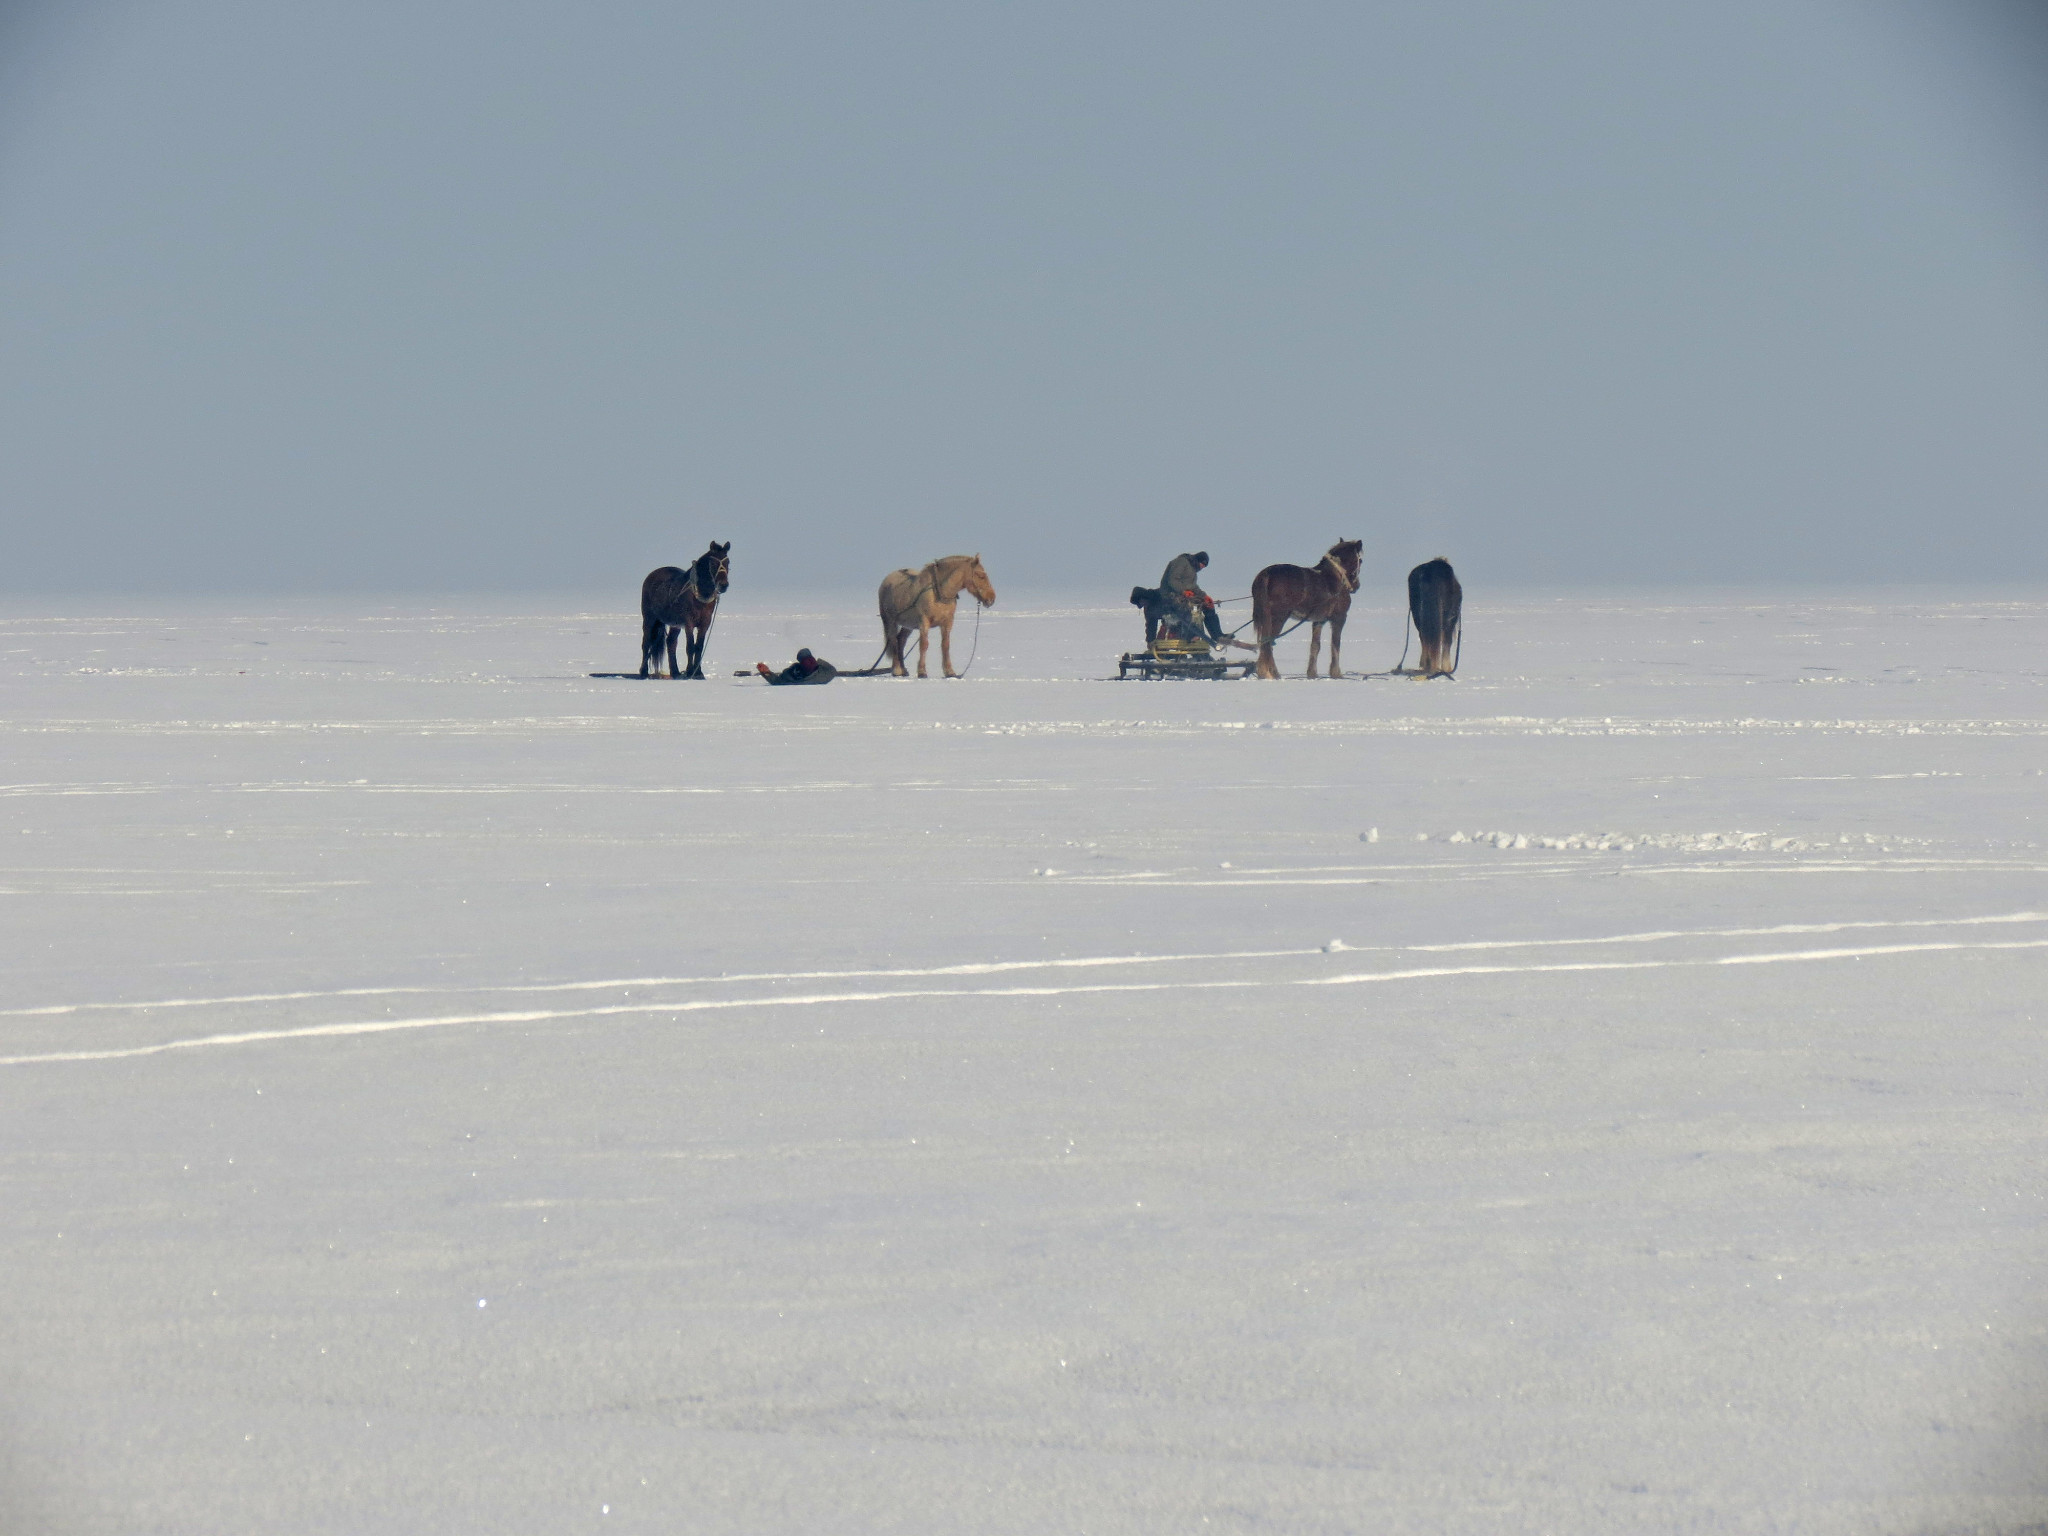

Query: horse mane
919,554,977,593
1323,539,1362,592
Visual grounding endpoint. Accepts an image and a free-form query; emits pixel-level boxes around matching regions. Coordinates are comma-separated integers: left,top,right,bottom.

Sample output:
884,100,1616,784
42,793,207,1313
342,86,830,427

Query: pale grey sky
1,0,2045,593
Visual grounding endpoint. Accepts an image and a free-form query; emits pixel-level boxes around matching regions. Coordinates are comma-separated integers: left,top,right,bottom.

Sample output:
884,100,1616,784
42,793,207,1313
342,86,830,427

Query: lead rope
670,562,716,677
693,588,718,677
1392,611,1460,678
921,561,988,679
954,595,984,678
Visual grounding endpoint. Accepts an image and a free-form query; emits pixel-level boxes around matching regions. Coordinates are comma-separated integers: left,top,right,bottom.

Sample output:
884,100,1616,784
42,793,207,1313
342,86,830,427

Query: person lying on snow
1159,551,1225,645
756,648,837,685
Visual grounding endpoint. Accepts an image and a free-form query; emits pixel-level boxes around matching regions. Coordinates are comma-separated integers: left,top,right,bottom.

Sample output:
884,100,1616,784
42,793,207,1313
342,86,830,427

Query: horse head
1327,539,1362,593
699,540,732,595
964,554,996,608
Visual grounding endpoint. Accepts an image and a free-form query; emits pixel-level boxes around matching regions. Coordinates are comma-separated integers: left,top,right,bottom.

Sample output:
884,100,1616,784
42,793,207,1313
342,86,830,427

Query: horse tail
1249,567,1281,679
1250,568,1275,639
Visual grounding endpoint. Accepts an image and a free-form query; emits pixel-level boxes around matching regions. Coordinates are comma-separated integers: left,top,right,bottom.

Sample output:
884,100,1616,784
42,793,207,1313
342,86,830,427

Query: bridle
691,552,730,603
921,556,990,609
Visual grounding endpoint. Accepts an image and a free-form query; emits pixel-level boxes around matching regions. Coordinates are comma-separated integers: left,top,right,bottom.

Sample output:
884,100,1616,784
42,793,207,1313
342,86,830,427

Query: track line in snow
0,779,882,799
0,946,1323,1018
1351,910,2048,954
4,935,2043,1068
7,912,2043,1021
1312,938,2048,987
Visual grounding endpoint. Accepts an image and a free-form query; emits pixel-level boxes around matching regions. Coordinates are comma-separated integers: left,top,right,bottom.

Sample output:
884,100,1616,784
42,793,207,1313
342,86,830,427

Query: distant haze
1,0,2046,594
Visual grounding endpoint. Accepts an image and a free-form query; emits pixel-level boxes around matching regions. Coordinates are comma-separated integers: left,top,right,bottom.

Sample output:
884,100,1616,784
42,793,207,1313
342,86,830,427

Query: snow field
0,588,2045,1533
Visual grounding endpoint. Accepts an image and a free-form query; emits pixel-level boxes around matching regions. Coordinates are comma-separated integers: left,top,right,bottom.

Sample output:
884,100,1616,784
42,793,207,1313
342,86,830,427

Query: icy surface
1,588,2045,1533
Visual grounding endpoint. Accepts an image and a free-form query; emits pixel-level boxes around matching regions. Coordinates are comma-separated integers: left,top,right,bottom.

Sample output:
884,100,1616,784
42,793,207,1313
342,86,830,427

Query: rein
955,595,984,677
682,556,726,675
922,557,989,678
1393,609,1460,678
1225,556,1355,646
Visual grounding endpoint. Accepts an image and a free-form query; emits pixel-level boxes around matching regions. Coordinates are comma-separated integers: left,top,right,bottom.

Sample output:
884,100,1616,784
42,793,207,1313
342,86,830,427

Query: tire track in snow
0,946,1322,1018
6,912,2041,1021
4,934,2044,1068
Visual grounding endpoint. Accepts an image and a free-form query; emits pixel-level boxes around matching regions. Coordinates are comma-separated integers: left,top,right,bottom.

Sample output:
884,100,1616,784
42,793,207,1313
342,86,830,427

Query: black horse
639,541,731,679
1407,557,1462,678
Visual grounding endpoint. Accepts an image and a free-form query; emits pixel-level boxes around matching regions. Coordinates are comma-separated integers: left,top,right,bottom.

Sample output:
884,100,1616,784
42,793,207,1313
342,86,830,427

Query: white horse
877,554,997,677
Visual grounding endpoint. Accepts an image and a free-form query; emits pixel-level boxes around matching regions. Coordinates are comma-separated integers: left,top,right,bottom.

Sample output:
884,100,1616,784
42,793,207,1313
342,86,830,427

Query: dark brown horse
1407,557,1462,677
1251,539,1362,678
639,541,731,679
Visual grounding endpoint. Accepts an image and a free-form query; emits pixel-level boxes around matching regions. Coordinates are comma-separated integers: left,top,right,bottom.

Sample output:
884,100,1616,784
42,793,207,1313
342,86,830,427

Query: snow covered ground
2,586,2045,1534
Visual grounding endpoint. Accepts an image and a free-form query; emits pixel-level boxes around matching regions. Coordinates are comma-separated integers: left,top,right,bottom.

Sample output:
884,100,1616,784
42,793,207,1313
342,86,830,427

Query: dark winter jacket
767,656,837,685
1161,553,1208,598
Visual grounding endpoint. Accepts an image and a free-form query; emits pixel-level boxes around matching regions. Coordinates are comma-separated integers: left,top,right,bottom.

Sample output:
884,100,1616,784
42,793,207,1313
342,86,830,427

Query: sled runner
1117,632,1257,680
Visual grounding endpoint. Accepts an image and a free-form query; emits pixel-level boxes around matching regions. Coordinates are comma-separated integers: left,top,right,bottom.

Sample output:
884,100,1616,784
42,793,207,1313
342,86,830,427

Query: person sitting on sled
756,648,838,685
1158,550,1225,646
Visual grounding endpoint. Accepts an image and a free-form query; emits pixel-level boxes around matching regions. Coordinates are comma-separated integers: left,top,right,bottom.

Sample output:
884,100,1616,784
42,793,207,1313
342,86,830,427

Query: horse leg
1306,622,1323,679
640,617,659,679
666,626,681,679
683,621,702,679
916,620,931,678
939,613,957,677
1328,614,1345,679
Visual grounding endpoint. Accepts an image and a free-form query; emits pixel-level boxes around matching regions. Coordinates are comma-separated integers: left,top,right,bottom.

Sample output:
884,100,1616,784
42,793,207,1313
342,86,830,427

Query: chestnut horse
639,541,731,679
878,554,997,677
1251,539,1362,679
1407,557,1462,677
